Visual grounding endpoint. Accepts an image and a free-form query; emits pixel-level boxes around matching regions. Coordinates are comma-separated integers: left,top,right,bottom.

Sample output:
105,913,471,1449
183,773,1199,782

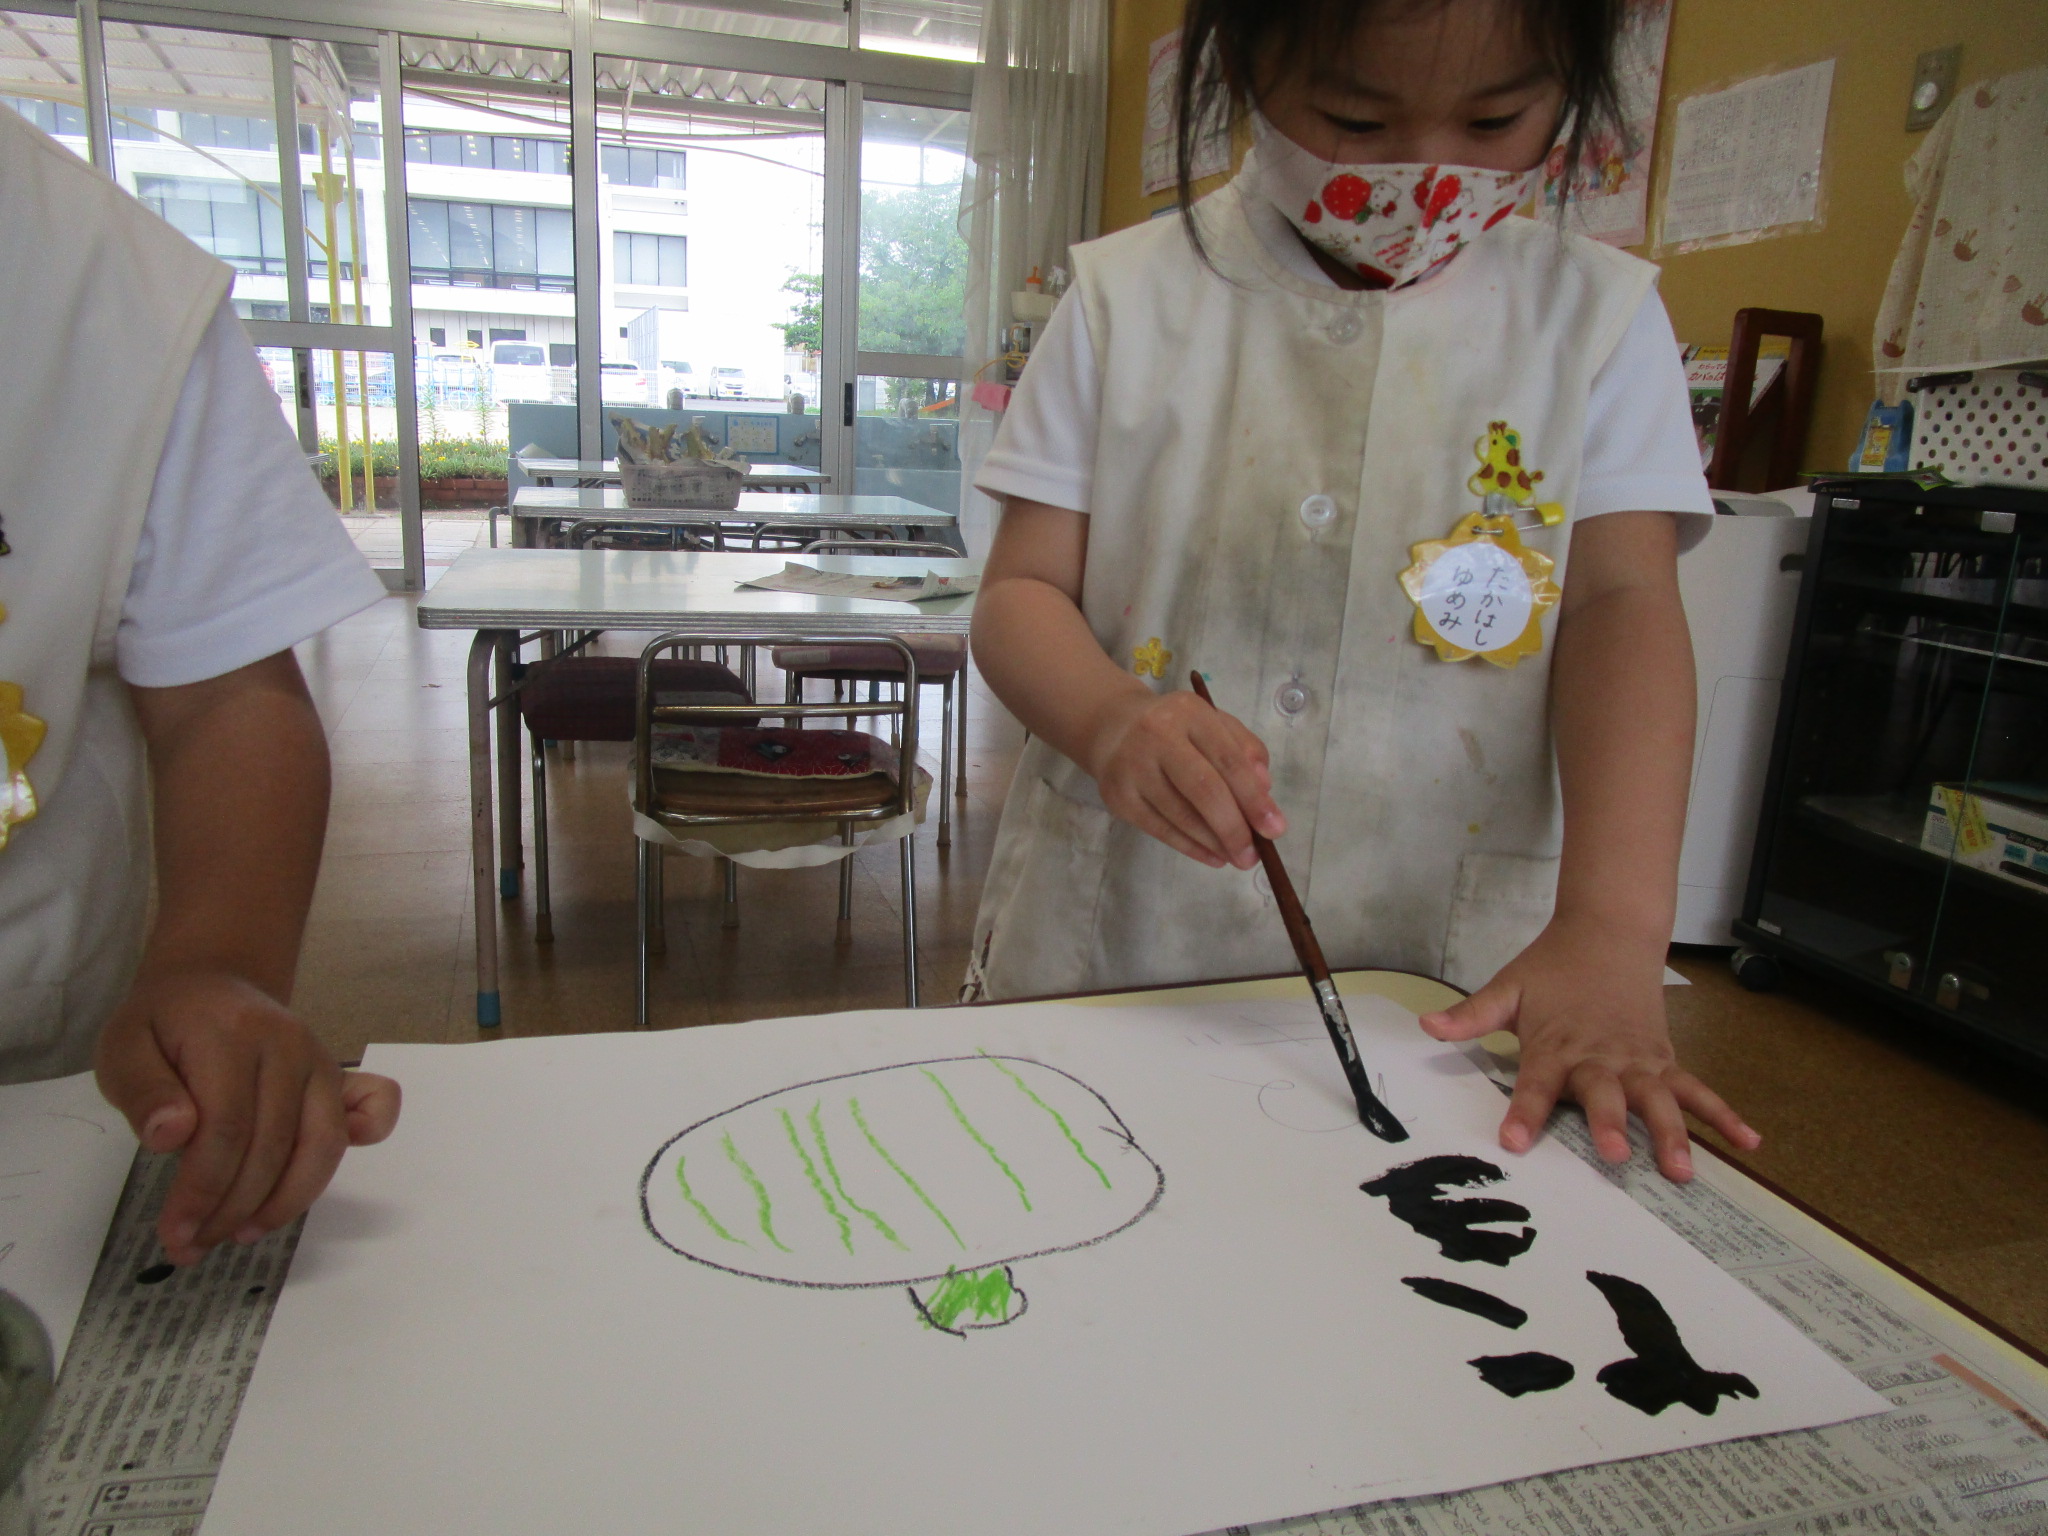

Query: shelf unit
1736,479,2048,1066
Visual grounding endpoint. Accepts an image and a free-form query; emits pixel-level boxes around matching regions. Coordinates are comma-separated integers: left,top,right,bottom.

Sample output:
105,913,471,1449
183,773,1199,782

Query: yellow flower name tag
1399,511,1560,667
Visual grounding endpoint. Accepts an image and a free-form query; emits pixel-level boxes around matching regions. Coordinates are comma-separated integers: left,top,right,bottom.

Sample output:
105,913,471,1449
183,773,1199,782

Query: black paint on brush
1360,1155,1536,1267
1469,1352,1576,1397
1402,1276,1529,1329
1587,1271,1760,1416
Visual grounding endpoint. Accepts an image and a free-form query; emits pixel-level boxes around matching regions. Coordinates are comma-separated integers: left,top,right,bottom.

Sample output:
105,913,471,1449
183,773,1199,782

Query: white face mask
1250,112,1537,289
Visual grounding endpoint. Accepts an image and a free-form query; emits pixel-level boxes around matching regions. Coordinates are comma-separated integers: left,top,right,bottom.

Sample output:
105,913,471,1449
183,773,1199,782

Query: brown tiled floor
292,595,2048,1357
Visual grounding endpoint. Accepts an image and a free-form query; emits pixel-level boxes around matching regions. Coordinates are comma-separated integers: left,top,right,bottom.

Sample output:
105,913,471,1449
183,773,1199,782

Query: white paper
738,562,980,603
202,1001,1884,1536
0,1072,136,1366
1660,60,1834,249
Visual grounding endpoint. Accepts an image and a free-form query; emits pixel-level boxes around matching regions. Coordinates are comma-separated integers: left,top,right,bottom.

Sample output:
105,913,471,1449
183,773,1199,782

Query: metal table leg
495,631,523,899
466,630,503,1029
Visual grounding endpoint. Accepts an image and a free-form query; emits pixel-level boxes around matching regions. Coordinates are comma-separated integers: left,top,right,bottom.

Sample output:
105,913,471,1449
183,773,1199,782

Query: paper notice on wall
1142,31,1230,198
1659,59,1835,252
1540,0,1672,245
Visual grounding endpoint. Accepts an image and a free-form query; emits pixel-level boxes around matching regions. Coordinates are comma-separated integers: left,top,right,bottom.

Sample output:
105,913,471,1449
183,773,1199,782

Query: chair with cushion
771,539,970,848
633,632,927,1025
518,653,751,942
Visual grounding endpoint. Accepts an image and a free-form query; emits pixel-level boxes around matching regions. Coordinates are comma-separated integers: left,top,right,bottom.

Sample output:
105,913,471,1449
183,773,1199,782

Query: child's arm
971,497,1285,869
95,651,400,1265
1418,510,1758,1181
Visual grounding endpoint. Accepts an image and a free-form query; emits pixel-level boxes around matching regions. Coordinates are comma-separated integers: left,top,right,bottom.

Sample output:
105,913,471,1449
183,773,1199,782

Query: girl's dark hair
1174,0,1625,254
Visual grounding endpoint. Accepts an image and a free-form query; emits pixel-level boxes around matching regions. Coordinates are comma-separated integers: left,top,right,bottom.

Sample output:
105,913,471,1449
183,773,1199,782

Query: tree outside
777,179,966,416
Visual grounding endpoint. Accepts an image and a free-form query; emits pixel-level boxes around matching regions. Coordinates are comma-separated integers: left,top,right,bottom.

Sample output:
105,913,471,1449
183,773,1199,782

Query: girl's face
1257,0,1566,171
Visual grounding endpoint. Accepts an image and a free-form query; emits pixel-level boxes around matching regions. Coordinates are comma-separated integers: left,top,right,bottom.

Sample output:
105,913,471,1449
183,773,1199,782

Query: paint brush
1188,671,1408,1144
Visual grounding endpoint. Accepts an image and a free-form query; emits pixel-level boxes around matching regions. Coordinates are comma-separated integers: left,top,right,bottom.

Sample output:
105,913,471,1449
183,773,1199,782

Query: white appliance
1672,494,1812,944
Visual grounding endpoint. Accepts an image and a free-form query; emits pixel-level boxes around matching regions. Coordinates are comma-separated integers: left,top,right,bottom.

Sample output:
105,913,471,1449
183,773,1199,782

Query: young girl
963,0,1760,1182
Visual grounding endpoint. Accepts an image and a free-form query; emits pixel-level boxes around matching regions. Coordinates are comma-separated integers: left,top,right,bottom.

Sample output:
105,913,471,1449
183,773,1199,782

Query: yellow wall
1099,0,2048,473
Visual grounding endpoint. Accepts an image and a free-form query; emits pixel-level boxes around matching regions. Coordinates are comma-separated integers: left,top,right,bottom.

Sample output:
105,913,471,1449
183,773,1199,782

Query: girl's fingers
1671,1071,1760,1150
1121,794,1226,868
1187,712,1285,838
237,1074,351,1240
1567,1063,1632,1164
1625,1072,1693,1181
1157,742,1257,868
1500,1059,1566,1155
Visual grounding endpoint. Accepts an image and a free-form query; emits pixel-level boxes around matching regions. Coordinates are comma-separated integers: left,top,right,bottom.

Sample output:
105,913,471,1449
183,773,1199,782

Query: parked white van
489,341,551,405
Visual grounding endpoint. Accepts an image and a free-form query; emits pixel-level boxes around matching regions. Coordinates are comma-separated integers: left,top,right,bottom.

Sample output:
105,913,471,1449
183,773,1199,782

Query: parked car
710,365,745,399
657,361,696,400
489,341,551,405
600,360,652,406
418,349,484,407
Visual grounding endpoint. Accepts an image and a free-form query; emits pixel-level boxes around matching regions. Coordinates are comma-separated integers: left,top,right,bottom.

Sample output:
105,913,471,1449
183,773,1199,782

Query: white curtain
954,0,1109,555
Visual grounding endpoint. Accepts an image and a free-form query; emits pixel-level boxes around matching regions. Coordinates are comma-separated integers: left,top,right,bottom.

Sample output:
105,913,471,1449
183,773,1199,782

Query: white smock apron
0,109,231,1079
965,161,1655,1002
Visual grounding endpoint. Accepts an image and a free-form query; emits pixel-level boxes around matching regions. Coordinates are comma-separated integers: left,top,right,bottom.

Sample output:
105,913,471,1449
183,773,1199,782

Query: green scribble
921,1067,1031,1211
722,1131,791,1253
981,1052,1112,1189
674,1153,747,1246
850,1095,964,1249
780,1108,852,1253
810,1101,905,1250
920,1266,1014,1332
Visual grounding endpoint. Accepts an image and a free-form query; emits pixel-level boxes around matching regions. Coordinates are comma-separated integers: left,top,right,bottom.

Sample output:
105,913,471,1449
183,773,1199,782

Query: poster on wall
1656,59,1836,253
1141,31,1230,198
1539,0,1672,246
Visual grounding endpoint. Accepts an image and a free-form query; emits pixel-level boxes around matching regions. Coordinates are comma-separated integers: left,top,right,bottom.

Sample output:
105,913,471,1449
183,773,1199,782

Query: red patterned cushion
651,726,897,780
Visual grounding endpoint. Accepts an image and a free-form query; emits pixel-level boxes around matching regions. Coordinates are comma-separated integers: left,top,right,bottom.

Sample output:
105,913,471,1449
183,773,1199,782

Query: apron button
1274,681,1310,717
1325,312,1363,345
1298,493,1336,529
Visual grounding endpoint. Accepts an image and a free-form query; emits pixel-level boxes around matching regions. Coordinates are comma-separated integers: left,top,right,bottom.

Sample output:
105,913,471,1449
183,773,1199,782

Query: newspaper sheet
739,561,980,603
27,1107,2047,1536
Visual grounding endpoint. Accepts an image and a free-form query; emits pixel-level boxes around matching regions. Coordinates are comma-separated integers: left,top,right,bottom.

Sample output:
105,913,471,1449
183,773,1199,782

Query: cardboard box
1920,783,2048,892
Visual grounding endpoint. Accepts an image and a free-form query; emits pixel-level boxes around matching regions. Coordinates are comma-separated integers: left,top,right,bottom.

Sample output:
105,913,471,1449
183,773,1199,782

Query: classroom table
417,545,978,1028
505,486,950,551
514,455,830,491
29,967,2048,1536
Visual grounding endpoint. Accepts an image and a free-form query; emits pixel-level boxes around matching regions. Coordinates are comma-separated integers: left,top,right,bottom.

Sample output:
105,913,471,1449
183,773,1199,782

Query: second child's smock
966,170,1665,1002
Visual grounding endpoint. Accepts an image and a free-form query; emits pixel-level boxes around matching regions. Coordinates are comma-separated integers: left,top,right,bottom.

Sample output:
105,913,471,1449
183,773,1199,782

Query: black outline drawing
639,1056,1165,1335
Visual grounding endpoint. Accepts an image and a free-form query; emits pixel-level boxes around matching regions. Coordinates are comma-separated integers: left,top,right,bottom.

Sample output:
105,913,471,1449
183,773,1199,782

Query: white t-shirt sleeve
972,291,1100,514
117,300,386,689
1577,288,1715,522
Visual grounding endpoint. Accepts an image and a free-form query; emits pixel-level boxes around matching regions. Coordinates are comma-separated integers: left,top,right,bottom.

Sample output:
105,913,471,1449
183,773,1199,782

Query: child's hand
1415,918,1758,1181
95,968,402,1265
1085,689,1286,869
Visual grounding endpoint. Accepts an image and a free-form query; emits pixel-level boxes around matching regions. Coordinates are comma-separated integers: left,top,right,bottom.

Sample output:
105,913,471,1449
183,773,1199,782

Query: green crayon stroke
780,1108,852,1254
981,1052,1113,1189
850,1095,964,1250
921,1068,1031,1211
721,1131,791,1253
809,1101,905,1250
674,1153,747,1246
921,1265,1014,1332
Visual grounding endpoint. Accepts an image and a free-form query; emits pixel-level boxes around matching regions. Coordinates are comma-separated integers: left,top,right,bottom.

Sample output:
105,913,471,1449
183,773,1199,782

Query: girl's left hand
1414,918,1759,1181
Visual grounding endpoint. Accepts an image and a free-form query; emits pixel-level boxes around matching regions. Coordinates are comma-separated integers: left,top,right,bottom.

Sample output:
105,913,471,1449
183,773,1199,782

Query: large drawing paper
0,1072,137,1366
202,1000,1884,1536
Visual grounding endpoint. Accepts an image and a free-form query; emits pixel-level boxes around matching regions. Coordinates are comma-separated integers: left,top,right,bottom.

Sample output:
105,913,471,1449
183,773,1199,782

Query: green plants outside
316,437,509,482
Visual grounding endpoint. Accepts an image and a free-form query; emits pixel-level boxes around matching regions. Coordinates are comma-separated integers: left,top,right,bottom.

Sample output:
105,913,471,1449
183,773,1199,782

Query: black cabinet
1736,480,2048,1064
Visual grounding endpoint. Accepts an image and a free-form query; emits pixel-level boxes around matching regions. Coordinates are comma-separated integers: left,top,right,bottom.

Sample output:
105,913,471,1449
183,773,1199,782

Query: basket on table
618,457,746,510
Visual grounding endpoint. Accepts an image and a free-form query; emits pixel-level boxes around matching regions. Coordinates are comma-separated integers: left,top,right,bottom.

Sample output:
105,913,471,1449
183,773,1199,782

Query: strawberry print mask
1250,113,1537,290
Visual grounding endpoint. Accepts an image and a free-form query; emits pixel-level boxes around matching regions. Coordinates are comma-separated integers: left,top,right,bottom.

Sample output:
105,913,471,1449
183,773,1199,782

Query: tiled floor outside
289,595,2048,1356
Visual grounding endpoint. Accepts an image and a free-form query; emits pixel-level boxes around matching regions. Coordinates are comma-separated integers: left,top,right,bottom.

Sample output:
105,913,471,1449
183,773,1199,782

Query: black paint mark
1469,1352,1576,1397
1360,1155,1536,1266
1402,1276,1528,1329
135,1263,174,1285
244,1285,267,1299
1587,1271,1759,1416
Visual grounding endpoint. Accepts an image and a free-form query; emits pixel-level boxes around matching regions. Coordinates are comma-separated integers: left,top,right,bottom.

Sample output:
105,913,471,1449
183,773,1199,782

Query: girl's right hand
1084,688,1287,870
